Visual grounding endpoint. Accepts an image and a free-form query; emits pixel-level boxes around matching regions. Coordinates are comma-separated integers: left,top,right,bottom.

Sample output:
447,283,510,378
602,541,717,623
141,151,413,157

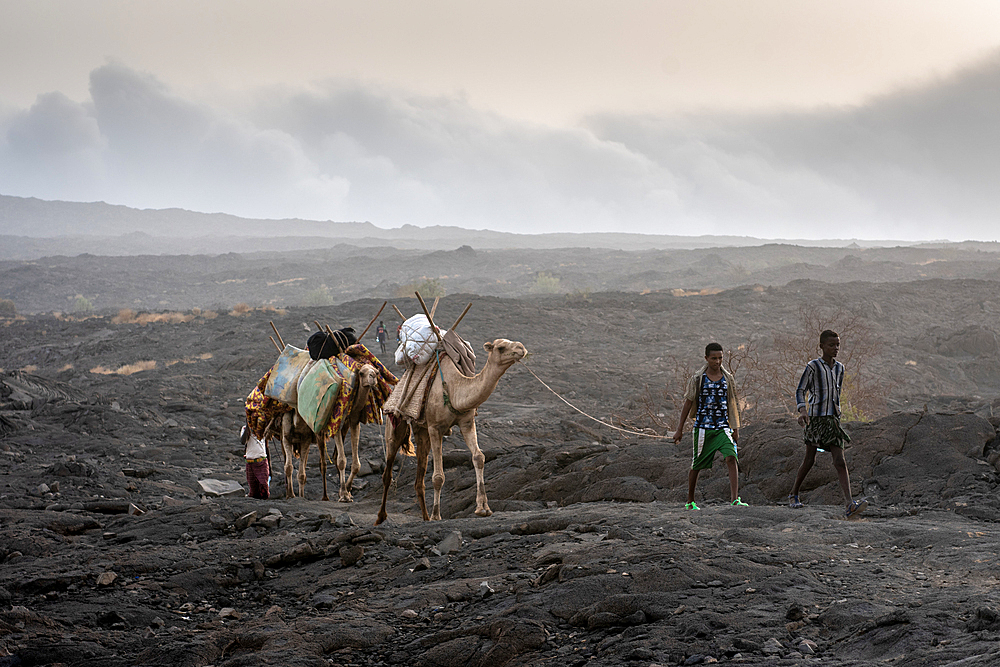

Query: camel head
357,364,379,392
483,339,528,369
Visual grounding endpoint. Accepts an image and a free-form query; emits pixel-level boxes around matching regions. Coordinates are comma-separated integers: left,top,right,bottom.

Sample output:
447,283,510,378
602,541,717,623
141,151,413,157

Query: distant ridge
0,193,929,259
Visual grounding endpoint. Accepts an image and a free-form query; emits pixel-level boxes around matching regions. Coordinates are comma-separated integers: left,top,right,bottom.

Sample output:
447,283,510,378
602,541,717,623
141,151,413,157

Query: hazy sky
2,1,1000,241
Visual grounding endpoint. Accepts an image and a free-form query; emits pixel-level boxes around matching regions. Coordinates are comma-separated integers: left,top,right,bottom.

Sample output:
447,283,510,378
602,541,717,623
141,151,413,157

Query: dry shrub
191,307,201,316
21,364,38,373
90,360,157,375
134,312,195,325
746,305,890,423
201,310,218,320
671,288,724,297
165,353,212,367
59,364,73,372
73,296,93,313
115,360,156,375
112,308,137,324
231,303,251,315
395,278,445,299
639,306,891,432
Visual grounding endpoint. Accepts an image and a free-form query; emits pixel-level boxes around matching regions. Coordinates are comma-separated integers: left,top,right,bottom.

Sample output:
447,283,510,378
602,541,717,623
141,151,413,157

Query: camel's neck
440,355,512,412
349,384,371,419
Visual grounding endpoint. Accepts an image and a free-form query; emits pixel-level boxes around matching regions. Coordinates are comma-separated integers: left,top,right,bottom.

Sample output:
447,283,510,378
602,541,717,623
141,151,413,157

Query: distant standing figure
787,329,867,519
672,342,746,509
241,424,270,499
376,321,388,354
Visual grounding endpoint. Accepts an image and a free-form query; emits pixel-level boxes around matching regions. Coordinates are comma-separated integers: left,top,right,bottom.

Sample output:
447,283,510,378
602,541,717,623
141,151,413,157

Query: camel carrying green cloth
319,344,398,440
246,343,397,440
297,356,355,434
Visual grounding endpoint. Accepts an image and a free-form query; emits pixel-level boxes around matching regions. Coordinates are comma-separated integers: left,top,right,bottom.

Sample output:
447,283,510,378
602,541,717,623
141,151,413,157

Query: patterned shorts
804,415,851,450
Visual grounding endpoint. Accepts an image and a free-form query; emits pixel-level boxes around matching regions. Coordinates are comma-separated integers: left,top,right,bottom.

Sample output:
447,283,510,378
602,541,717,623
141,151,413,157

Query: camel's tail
388,412,416,457
400,433,415,457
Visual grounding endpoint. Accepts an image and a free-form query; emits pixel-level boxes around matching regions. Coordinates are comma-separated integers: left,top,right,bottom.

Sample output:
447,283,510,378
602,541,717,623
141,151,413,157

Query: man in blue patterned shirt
673,342,746,509
787,329,867,519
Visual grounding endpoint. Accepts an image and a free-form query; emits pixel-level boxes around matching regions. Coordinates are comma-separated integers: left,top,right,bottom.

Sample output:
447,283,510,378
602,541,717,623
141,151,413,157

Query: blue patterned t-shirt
694,375,730,430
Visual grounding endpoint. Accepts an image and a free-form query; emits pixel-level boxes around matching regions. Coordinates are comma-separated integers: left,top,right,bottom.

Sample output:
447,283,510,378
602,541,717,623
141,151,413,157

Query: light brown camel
376,338,527,525
280,363,378,501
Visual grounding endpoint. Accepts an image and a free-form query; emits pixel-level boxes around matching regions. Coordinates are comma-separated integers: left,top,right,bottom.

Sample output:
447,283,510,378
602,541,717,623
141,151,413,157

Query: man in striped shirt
787,330,867,519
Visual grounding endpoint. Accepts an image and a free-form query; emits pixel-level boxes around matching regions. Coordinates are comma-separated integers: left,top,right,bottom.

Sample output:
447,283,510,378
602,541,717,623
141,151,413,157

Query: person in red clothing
375,321,388,354
240,424,269,499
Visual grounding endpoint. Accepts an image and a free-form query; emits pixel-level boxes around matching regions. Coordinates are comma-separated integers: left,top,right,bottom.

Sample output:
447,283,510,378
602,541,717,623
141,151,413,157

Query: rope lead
517,362,669,439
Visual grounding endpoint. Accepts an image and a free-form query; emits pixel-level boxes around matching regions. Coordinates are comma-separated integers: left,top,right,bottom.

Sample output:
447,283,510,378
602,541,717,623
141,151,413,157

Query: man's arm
795,364,812,426
673,399,694,443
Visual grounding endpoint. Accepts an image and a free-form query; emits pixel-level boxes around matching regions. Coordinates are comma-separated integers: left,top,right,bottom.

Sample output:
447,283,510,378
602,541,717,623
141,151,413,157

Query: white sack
397,314,445,366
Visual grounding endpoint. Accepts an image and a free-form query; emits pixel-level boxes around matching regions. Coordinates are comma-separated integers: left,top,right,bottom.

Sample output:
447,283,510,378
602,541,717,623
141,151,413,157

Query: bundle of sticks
266,300,389,353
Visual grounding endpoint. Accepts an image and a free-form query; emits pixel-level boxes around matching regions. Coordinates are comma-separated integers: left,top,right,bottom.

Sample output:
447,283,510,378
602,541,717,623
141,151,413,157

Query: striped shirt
795,358,845,417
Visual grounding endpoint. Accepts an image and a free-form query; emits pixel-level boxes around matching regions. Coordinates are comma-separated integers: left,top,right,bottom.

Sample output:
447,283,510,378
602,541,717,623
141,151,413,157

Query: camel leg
458,418,492,517
297,438,309,499
281,414,296,498
428,425,446,521
334,429,352,502
413,427,432,521
318,434,330,502
282,440,295,499
343,424,362,502
377,418,406,525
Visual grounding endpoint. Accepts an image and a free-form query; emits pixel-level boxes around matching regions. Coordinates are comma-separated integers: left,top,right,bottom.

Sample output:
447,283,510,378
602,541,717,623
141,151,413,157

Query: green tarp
296,356,355,434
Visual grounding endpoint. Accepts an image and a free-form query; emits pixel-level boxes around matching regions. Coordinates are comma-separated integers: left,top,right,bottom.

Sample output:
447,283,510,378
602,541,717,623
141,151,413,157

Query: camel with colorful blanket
245,307,397,501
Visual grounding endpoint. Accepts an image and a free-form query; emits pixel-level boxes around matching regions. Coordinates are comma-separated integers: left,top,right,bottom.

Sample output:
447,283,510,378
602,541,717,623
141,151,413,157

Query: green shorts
804,415,851,450
691,427,737,471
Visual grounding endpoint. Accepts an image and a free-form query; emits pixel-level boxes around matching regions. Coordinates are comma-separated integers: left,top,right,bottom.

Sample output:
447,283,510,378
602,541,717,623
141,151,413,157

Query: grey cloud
2,57,999,240
85,64,338,218
588,51,1000,238
7,91,102,156
244,82,676,230
1,91,105,202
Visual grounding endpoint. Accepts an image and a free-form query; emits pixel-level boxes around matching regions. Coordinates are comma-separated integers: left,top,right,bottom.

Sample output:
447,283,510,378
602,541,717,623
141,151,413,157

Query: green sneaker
685,501,701,510
731,497,748,506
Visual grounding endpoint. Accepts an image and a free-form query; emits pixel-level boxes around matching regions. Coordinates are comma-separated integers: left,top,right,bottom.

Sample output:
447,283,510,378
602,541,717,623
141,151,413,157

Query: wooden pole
414,291,445,347
269,321,285,348
269,335,281,353
450,302,473,331
429,296,440,320
391,304,406,321
313,320,324,332
358,301,388,340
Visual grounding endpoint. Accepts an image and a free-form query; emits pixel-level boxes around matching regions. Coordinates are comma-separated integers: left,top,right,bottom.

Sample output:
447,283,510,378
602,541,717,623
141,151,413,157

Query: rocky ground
2,280,1000,666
